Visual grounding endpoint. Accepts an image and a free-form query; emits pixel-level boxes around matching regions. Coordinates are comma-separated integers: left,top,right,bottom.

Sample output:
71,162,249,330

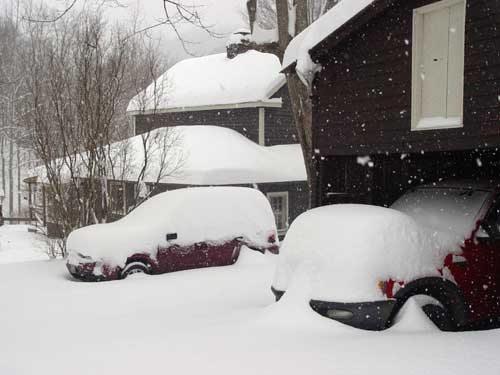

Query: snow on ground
0,225,49,264
0,230,499,375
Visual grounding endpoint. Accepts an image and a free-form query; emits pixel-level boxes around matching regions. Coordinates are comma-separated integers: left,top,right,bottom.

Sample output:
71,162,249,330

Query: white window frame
267,192,289,235
411,0,466,131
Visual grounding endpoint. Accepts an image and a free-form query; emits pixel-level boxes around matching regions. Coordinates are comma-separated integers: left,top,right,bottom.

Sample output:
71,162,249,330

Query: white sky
17,0,249,61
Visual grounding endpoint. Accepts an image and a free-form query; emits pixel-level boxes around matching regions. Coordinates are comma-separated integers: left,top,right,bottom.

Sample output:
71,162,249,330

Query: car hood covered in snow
67,187,278,268
272,204,460,303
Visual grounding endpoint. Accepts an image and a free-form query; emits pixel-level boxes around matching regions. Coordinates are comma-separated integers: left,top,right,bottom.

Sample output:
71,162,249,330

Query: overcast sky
13,0,249,61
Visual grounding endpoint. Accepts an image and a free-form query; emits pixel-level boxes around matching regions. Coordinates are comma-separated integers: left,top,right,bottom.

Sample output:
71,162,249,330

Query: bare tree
244,0,340,207
20,5,182,254
0,3,33,218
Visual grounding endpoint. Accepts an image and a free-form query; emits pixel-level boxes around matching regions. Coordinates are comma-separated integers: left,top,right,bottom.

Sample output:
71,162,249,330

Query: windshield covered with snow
391,187,490,238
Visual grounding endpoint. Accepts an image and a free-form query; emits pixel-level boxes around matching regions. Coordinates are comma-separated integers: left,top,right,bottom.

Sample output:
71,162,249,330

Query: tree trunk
1,136,5,197
246,0,257,33
273,0,317,208
17,146,20,214
8,137,13,216
286,73,315,206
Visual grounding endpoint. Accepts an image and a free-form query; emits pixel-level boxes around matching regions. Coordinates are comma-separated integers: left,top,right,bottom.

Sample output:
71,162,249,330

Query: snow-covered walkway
0,232,499,374
0,225,49,264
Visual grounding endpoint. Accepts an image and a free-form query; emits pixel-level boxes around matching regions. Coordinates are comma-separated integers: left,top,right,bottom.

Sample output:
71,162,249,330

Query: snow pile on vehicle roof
391,186,489,240
29,125,306,185
67,187,277,268
273,204,459,303
283,0,375,83
127,51,284,113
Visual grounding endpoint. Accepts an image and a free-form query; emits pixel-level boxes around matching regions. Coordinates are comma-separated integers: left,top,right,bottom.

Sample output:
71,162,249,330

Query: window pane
421,7,450,119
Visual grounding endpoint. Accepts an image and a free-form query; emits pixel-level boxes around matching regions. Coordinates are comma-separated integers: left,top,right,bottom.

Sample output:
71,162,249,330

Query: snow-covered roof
128,51,286,113
283,0,376,73
30,126,307,186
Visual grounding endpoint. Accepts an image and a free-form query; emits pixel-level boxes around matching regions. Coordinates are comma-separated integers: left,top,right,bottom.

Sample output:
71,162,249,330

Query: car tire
389,277,468,331
121,262,150,279
422,303,457,331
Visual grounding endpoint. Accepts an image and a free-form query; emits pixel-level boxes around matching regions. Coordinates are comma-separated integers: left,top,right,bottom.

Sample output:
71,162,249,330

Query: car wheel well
124,256,154,269
389,277,469,330
121,260,152,279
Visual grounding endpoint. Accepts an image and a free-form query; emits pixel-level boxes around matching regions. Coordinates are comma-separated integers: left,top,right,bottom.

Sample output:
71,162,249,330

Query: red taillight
268,233,276,244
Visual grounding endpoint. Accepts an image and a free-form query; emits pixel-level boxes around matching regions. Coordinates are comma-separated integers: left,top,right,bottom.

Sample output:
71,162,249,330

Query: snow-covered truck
66,187,279,281
272,181,500,331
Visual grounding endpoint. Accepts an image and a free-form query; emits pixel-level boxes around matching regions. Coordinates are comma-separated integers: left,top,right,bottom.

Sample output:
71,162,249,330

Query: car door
449,197,500,322
157,242,208,273
205,239,241,267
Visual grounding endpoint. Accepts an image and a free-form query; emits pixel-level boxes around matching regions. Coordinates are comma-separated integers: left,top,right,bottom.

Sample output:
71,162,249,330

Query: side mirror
166,233,178,241
476,221,500,244
476,226,490,242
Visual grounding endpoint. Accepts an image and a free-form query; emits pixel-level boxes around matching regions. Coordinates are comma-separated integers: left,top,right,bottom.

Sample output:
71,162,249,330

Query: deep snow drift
0,228,499,375
0,225,49,264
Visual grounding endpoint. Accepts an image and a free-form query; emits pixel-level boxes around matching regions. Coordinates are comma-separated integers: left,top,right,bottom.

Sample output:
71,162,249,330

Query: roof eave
127,99,283,116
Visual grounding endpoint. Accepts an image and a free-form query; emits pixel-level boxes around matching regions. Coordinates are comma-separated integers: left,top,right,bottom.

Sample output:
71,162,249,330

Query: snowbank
1,250,500,375
273,204,459,303
283,0,376,83
29,125,307,186
67,187,277,267
0,225,49,264
128,51,284,113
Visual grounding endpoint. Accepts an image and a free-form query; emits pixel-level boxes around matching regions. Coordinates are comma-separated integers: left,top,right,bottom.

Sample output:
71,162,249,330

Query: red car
66,187,279,281
272,180,500,331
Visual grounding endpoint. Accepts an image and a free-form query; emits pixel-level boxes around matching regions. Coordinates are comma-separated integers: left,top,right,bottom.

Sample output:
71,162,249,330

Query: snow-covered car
272,181,500,331
66,187,279,281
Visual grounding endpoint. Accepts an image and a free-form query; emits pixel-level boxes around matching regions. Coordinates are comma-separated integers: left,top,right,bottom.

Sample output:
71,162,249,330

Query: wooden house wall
133,87,298,147
317,147,500,207
265,86,298,146
134,108,260,143
313,0,500,156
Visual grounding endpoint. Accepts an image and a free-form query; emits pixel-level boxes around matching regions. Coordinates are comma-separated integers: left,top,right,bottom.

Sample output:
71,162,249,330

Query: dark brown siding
318,148,500,208
313,0,500,156
265,86,299,146
135,108,260,144
134,86,299,147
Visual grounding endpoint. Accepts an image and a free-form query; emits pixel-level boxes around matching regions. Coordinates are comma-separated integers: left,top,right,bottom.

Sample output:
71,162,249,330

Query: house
124,44,309,234
127,48,297,147
27,126,308,237
284,0,500,207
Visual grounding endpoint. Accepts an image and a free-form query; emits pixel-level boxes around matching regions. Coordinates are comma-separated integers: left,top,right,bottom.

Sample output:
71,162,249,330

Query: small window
411,0,466,131
267,192,289,234
109,181,126,215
